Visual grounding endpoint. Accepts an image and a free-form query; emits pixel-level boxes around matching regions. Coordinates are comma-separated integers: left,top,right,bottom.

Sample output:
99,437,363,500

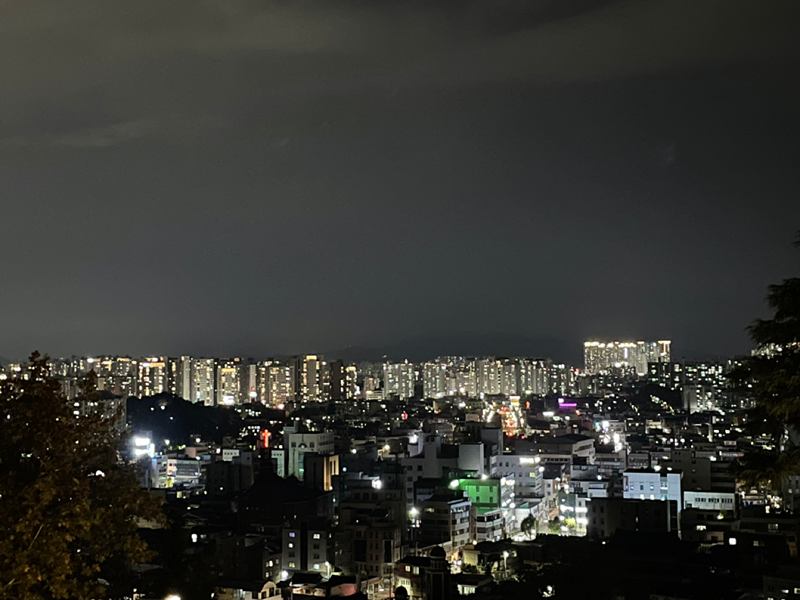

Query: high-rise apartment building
328,360,357,401
584,341,671,376
455,362,478,397
423,362,448,399
548,363,574,395
138,357,167,397
240,362,257,403
294,355,323,402
383,361,415,400
176,356,192,400
216,359,241,405
500,360,518,396
191,358,215,406
518,359,548,396
266,364,294,407
477,359,501,395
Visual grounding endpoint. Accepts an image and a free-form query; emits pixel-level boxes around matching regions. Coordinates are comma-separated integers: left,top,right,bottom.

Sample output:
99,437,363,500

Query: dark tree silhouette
0,353,163,600
730,232,800,494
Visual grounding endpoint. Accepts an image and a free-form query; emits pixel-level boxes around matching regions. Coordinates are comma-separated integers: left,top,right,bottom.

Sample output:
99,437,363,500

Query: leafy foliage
520,515,536,538
0,353,164,600
730,233,800,492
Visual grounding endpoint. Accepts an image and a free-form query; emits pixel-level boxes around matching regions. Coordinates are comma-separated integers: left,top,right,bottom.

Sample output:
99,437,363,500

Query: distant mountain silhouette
325,331,576,364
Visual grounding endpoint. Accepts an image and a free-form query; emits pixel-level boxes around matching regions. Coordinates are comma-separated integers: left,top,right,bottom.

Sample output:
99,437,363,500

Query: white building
623,469,682,510
423,362,448,399
149,455,202,489
683,491,737,513
284,428,335,481
584,341,671,376
494,455,544,500
191,358,216,406
384,361,415,400
401,435,485,510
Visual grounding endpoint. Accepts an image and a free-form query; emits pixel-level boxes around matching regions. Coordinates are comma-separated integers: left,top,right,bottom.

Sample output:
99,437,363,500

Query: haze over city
2,0,799,361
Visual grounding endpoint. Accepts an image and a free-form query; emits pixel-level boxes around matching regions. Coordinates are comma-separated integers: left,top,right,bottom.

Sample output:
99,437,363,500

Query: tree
730,232,800,495
0,353,164,600
520,515,536,539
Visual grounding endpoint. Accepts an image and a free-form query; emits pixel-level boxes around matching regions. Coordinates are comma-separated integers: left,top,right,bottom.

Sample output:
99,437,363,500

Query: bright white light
409,507,419,517
133,436,151,447
164,595,181,600
191,533,198,543
372,479,383,489
449,479,459,489
281,571,289,580
384,444,391,452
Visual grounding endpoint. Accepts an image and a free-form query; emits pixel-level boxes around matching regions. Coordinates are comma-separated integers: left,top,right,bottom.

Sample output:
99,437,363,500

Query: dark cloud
0,0,798,361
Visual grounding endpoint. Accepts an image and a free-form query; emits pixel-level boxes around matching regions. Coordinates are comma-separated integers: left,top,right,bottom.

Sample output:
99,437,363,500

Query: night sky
1,0,799,363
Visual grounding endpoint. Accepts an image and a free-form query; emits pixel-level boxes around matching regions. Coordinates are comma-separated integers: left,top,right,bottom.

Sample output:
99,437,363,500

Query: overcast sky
1,0,799,363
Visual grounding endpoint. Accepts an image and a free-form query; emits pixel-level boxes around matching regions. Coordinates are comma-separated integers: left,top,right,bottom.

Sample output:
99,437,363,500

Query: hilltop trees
0,353,163,600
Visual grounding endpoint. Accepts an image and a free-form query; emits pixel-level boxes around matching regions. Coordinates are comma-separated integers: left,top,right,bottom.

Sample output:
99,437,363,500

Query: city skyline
2,1,799,598
0,331,752,368
1,0,799,362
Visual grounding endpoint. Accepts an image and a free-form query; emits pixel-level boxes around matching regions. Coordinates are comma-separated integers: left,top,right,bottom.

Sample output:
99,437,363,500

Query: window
728,538,737,546
313,533,321,539
289,562,296,568
289,532,296,538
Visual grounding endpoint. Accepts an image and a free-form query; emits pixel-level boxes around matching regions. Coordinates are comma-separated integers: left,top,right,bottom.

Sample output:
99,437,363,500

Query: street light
164,595,181,600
